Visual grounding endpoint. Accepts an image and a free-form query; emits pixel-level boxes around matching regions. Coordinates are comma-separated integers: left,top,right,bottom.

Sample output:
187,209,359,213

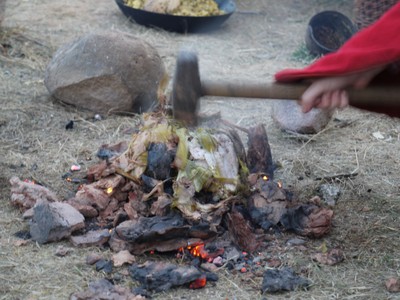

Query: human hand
300,66,385,113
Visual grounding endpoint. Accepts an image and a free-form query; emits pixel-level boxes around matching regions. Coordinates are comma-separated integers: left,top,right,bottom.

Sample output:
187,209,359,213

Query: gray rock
272,100,334,134
70,229,110,247
44,31,166,114
318,184,341,206
30,199,85,244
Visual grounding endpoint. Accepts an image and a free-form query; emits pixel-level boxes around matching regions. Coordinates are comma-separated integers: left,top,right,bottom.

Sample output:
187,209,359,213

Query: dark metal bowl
305,10,357,56
115,0,236,33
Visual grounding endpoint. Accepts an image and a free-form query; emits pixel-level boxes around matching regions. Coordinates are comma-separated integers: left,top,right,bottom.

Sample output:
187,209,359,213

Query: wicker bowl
305,11,357,56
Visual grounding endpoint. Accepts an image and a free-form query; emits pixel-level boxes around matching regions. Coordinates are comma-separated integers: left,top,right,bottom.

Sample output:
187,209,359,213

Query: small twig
142,178,171,201
114,168,141,185
296,125,332,153
315,172,358,181
221,119,250,134
352,146,360,174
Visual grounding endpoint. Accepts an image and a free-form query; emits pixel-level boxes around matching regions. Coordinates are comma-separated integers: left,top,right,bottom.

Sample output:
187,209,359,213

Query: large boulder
272,100,334,134
44,31,167,114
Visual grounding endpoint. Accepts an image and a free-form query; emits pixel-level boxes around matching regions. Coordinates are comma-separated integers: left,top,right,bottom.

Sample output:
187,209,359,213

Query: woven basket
354,0,398,29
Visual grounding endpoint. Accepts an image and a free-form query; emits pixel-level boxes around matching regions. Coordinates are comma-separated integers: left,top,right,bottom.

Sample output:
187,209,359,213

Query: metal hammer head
172,50,201,126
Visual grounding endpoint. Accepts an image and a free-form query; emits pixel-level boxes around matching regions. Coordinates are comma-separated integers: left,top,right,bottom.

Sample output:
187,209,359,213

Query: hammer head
172,50,201,126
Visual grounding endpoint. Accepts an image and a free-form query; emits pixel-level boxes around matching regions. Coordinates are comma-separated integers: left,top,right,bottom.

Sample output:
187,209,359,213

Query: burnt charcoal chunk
204,271,219,282
129,261,202,292
14,230,31,240
249,207,275,231
247,124,275,179
262,267,310,293
116,213,188,243
280,204,333,237
145,143,175,180
95,259,113,274
280,205,313,232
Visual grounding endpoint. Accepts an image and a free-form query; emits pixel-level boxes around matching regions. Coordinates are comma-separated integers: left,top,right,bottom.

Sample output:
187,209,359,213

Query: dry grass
1,0,400,299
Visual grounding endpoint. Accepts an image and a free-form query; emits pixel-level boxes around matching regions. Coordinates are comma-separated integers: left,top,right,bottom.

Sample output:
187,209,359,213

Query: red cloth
275,2,400,82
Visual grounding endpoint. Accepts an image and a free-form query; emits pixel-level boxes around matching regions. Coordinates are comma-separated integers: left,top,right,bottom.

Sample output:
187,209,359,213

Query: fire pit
10,112,334,296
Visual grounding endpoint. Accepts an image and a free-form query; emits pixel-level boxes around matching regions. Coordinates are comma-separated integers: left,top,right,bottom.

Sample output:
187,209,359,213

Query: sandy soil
1,0,400,299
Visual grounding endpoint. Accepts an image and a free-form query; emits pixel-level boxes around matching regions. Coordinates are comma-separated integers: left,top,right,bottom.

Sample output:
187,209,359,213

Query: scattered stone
44,31,166,115
272,100,334,134
70,279,141,300
311,248,344,266
96,259,113,274
261,267,311,293
201,262,218,273
318,184,341,206
266,258,282,268
129,261,203,292
10,176,59,212
70,229,111,247
386,277,400,293
213,256,223,267
112,250,136,267
286,238,306,246
86,253,103,265
30,199,85,244
55,245,73,257
132,287,151,298
225,247,241,262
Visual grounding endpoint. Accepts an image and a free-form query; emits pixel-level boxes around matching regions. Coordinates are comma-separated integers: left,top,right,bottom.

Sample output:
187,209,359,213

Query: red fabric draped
275,2,400,82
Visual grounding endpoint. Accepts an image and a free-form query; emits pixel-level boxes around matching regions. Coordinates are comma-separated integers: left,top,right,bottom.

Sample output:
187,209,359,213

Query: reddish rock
10,176,59,212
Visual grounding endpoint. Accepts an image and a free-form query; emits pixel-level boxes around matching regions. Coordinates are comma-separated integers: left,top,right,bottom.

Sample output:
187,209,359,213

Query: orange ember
262,175,269,181
187,244,208,259
189,276,207,289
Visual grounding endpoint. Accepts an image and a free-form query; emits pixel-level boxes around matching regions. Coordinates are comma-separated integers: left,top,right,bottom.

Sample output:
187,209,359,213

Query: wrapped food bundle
124,0,224,16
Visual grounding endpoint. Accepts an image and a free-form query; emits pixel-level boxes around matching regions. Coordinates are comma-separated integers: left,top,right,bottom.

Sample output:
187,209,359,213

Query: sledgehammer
172,50,400,126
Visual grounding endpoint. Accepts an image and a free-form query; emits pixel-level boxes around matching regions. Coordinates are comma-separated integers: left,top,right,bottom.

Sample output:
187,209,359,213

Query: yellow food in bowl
124,0,224,16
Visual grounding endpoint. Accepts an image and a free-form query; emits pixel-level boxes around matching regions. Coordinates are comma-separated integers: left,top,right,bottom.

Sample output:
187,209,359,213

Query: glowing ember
189,276,207,289
262,175,269,181
106,187,113,194
187,244,208,259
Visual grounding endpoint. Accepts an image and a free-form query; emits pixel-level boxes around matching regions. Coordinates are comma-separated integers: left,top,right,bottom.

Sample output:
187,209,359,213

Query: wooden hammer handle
201,80,400,109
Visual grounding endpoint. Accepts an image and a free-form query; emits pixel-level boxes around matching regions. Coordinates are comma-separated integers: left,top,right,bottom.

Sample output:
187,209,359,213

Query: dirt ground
1,0,400,299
